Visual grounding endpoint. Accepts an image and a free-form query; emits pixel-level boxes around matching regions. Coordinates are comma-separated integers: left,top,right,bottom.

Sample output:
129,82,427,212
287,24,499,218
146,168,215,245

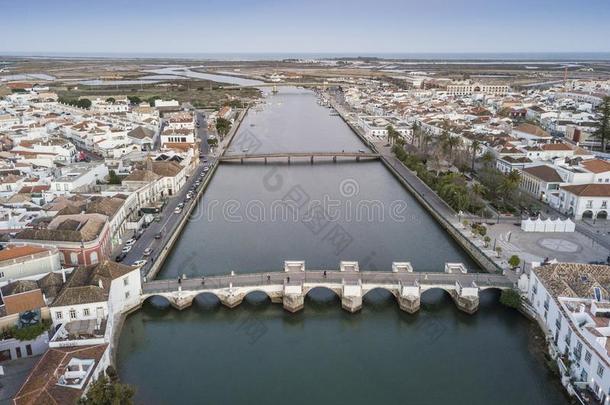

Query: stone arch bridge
141,261,514,314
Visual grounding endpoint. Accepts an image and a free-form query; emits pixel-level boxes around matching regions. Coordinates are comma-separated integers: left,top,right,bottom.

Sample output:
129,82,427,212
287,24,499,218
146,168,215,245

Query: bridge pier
333,156,337,163
310,156,314,164
398,283,420,313
283,283,304,313
452,282,479,314
356,156,360,162
264,157,267,165
240,157,244,164
341,282,362,313
219,293,243,308
169,295,194,311
287,156,291,165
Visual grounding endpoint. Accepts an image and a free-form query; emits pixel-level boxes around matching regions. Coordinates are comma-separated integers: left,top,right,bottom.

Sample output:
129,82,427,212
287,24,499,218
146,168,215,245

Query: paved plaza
484,222,609,267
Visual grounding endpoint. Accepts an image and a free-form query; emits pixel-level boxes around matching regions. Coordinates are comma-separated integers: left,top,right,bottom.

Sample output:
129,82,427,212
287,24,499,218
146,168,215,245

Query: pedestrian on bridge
178,277,181,285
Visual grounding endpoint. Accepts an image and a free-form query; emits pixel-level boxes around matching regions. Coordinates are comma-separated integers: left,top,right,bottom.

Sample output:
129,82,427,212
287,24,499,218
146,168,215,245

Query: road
119,110,214,272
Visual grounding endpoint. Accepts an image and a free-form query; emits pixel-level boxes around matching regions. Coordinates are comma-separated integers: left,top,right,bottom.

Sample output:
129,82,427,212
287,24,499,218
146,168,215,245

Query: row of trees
58,97,92,109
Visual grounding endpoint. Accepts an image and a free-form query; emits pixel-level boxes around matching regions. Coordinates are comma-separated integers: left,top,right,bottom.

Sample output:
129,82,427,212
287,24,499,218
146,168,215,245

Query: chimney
98,279,103,289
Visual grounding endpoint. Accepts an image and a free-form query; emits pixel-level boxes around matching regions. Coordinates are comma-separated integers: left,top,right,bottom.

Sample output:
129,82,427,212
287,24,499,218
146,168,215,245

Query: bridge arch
193,292,222,308
305,286,341,303
420,287,455,310
142,295,173,310
242,290,274,304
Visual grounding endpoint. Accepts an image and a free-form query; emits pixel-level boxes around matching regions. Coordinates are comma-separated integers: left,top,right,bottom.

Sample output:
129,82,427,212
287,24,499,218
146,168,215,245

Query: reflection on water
118,290,568,405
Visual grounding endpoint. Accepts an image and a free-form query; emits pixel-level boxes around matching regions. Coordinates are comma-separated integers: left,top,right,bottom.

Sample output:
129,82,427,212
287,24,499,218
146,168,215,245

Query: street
119,109,215,272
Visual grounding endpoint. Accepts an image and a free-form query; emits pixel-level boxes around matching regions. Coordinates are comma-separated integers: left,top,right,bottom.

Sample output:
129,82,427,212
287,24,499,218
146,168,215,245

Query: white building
51,162,109,195
527,263,610,403
0,244,61,282
49,260,141,328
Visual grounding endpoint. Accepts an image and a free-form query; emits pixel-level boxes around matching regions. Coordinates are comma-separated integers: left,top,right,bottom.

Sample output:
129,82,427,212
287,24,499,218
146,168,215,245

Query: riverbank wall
333,103,503,274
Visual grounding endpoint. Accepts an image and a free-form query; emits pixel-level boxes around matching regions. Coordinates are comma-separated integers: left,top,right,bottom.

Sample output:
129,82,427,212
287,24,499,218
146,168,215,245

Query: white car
143,247,153,256
133,259,147,267
121,245,132,253
125,238,136,246
174,207,182,214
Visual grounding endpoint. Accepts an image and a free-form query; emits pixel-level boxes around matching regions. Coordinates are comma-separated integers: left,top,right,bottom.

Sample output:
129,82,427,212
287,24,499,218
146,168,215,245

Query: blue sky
1,0,609,54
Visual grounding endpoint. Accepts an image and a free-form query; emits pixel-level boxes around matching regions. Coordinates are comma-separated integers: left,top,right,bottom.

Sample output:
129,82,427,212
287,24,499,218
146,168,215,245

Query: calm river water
117,80,569,404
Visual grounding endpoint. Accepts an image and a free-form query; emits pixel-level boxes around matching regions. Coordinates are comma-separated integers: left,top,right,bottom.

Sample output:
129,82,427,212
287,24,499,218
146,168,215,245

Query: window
123,277,129,286
125,291,130,299
90,251,98,264
55,311,62,320
598,364,605,378
574,341,583,360
25,344,32,356
83,308,90,316
70,252,79,265
585,350,592,364
69,309,77,319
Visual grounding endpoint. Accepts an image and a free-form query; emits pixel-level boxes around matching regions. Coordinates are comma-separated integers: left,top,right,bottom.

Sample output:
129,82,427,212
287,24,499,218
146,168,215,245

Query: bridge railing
142,271,514,294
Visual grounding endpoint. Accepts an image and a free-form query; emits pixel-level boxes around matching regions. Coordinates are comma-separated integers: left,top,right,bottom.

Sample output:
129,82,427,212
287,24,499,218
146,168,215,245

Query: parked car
143,247,153,256
133,259,147,267
121,245,132,253
174,207,182,214
203,167,209,172
154,232,162,239
115,253,127,262
125,238,136,246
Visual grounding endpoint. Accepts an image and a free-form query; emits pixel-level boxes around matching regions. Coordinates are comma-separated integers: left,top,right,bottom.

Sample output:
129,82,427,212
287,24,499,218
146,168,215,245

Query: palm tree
471,183,487,198
481,151,495,168
470,140,481,172
506,170,521,187
411,121,420,146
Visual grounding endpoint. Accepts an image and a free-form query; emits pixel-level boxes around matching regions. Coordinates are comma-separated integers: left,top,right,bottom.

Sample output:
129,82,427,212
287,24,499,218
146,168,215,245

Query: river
117,72,569,404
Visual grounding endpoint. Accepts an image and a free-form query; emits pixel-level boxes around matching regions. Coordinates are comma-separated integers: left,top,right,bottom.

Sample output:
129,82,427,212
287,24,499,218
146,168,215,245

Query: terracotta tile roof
513,123,551,138
561,183,610,197
123,169,160,182
534,263,610,299
16,214,107,243
582,159,610,174
541,143,572,151
13,344,108,405
0,245,49,262
51,260,134,307
522,165,563,183
127,126,154,140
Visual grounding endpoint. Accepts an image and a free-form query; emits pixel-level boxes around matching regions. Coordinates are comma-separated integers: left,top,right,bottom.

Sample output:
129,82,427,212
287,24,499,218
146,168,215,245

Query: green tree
483,235,491,247
500,289,521,309
215,117,232,137
508,255,521,269
593,97,610,151
207,138,218,147
127,96,141,104
105,97,116,104
77,375,135,405
107,170,122,185
77,98,92,109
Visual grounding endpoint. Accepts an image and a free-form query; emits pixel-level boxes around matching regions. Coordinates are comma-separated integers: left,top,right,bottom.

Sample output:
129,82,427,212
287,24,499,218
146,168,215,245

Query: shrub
500,289,521,309
508,255,521,269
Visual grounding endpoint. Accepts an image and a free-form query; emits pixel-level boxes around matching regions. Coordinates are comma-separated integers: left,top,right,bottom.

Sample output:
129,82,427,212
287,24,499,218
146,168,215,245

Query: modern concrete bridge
219,152,381,164
141,261,514,314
